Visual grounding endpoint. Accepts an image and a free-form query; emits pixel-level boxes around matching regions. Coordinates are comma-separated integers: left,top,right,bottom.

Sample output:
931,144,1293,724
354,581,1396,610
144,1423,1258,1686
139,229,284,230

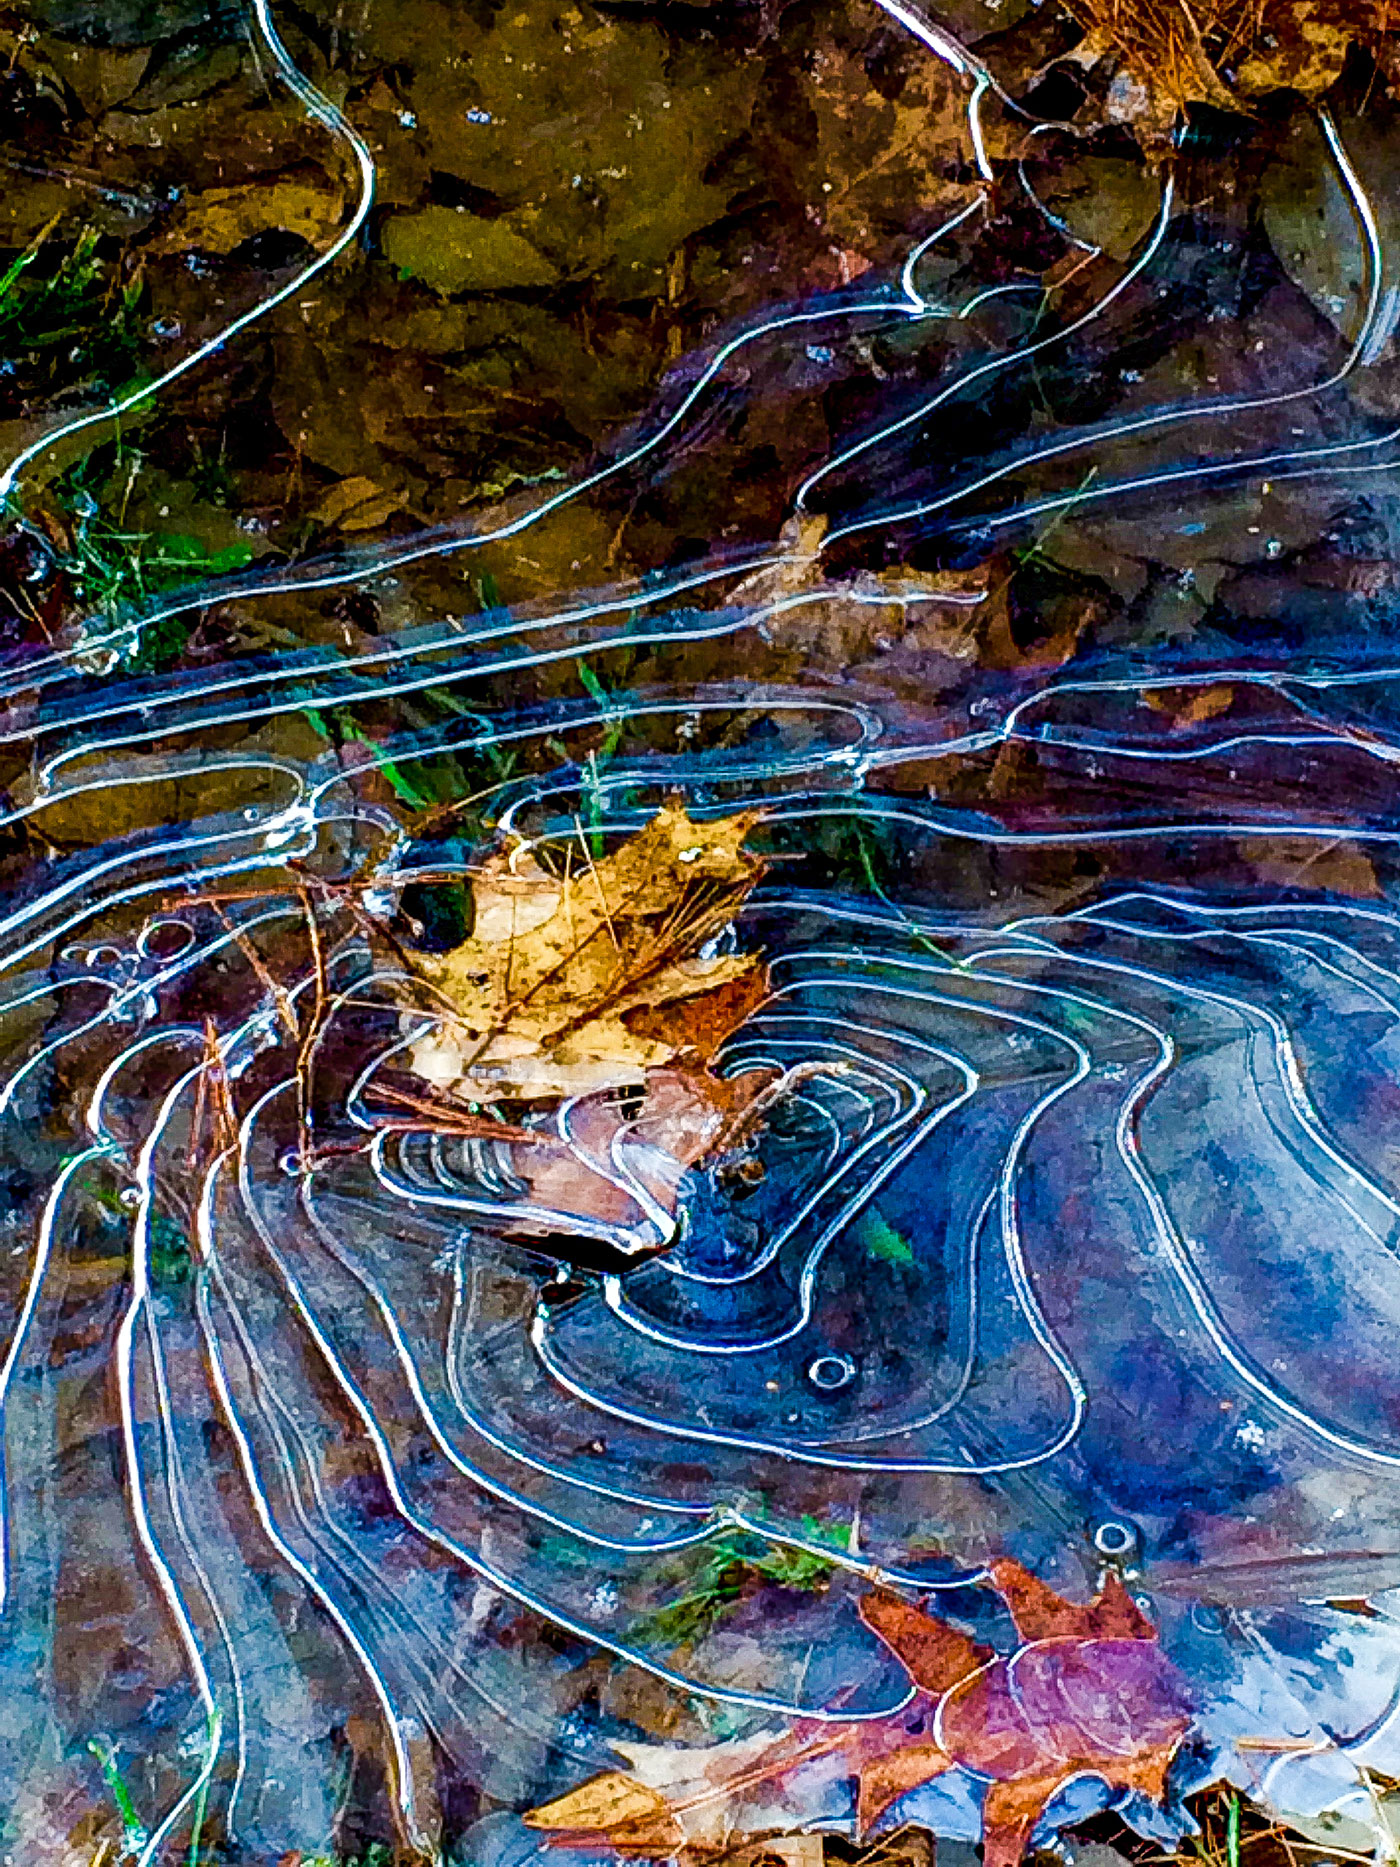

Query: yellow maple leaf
408,804,766,1101
524,1770,678,1838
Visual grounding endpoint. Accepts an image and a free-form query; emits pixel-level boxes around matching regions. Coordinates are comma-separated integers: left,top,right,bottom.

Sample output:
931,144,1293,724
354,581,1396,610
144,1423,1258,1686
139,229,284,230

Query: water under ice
1,0,1400,1860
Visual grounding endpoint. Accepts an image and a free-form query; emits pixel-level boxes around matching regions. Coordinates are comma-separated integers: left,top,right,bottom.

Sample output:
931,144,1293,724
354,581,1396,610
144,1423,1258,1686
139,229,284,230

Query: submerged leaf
382,207,559,294
163,177,345,255
850,1565,1192,1849
853,1207,916,1266
311,474,406,531
987,1557,1157,1642
622,965,771,1064
856,1743,954,1834
981,1770,1080,1867
1062,0,1385,124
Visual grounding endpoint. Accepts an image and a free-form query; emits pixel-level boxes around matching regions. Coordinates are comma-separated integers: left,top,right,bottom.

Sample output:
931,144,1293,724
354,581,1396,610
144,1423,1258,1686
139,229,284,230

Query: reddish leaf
857,1590,991,1693
937,1665,1043,1781
975,1725,1187,1867
941,1636,1191,1774
604,1571,1193,1867
1004,1637,1193,1762
856,1742,953,1835
988,1558,1155,1642
854,1568,1193,1867
981,1770,1077,1867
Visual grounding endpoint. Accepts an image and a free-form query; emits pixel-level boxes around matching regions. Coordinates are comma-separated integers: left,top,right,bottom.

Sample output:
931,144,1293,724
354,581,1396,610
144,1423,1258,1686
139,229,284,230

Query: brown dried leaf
623,967,771,1064
628,1062,780,1171
987,1558,1156,1643
858,1590,992,1692
717,1837,828,1867
856,1744,953,1835
52,41,152,116
1063,0,1383,121
1142,684,1234,726
408,806,766,1101
753,524,990,675
601,1813,689,1854
1232,0,1360,95
850,1567,1191,1855
1237,835,1382,900
164,176,344,255
311,475,406,532
525,1771,673,1833
981,1770,1078,1867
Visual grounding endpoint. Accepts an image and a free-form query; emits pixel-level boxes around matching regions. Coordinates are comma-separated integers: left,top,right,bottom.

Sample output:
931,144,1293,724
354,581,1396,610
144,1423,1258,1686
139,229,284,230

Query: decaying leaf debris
407,803,769,1103
1065,0,1392,121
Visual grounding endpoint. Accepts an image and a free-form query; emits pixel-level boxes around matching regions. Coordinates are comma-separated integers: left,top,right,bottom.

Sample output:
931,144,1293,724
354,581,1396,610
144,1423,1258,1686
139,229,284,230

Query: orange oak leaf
856,1742,954,1834
987,1557,1156,1642
975,1731,1189,1867
982,1771,1079,1867
851,1565,1193,1852
857,1590,992,1691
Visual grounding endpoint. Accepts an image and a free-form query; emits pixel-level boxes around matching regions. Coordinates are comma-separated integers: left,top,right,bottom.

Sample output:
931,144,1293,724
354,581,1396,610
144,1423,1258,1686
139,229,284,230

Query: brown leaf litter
407,803,768,1103
395,804,780,1236
1063,0,1393,124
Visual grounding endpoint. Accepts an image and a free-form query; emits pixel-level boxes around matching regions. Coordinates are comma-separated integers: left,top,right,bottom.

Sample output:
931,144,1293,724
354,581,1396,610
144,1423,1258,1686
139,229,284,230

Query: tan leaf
311,476,405,532
525,1771,671,1833
164,177,344,254
1238,835,1381,901
407,806,766,1102
1142,684,1234,726
757,551,990,674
